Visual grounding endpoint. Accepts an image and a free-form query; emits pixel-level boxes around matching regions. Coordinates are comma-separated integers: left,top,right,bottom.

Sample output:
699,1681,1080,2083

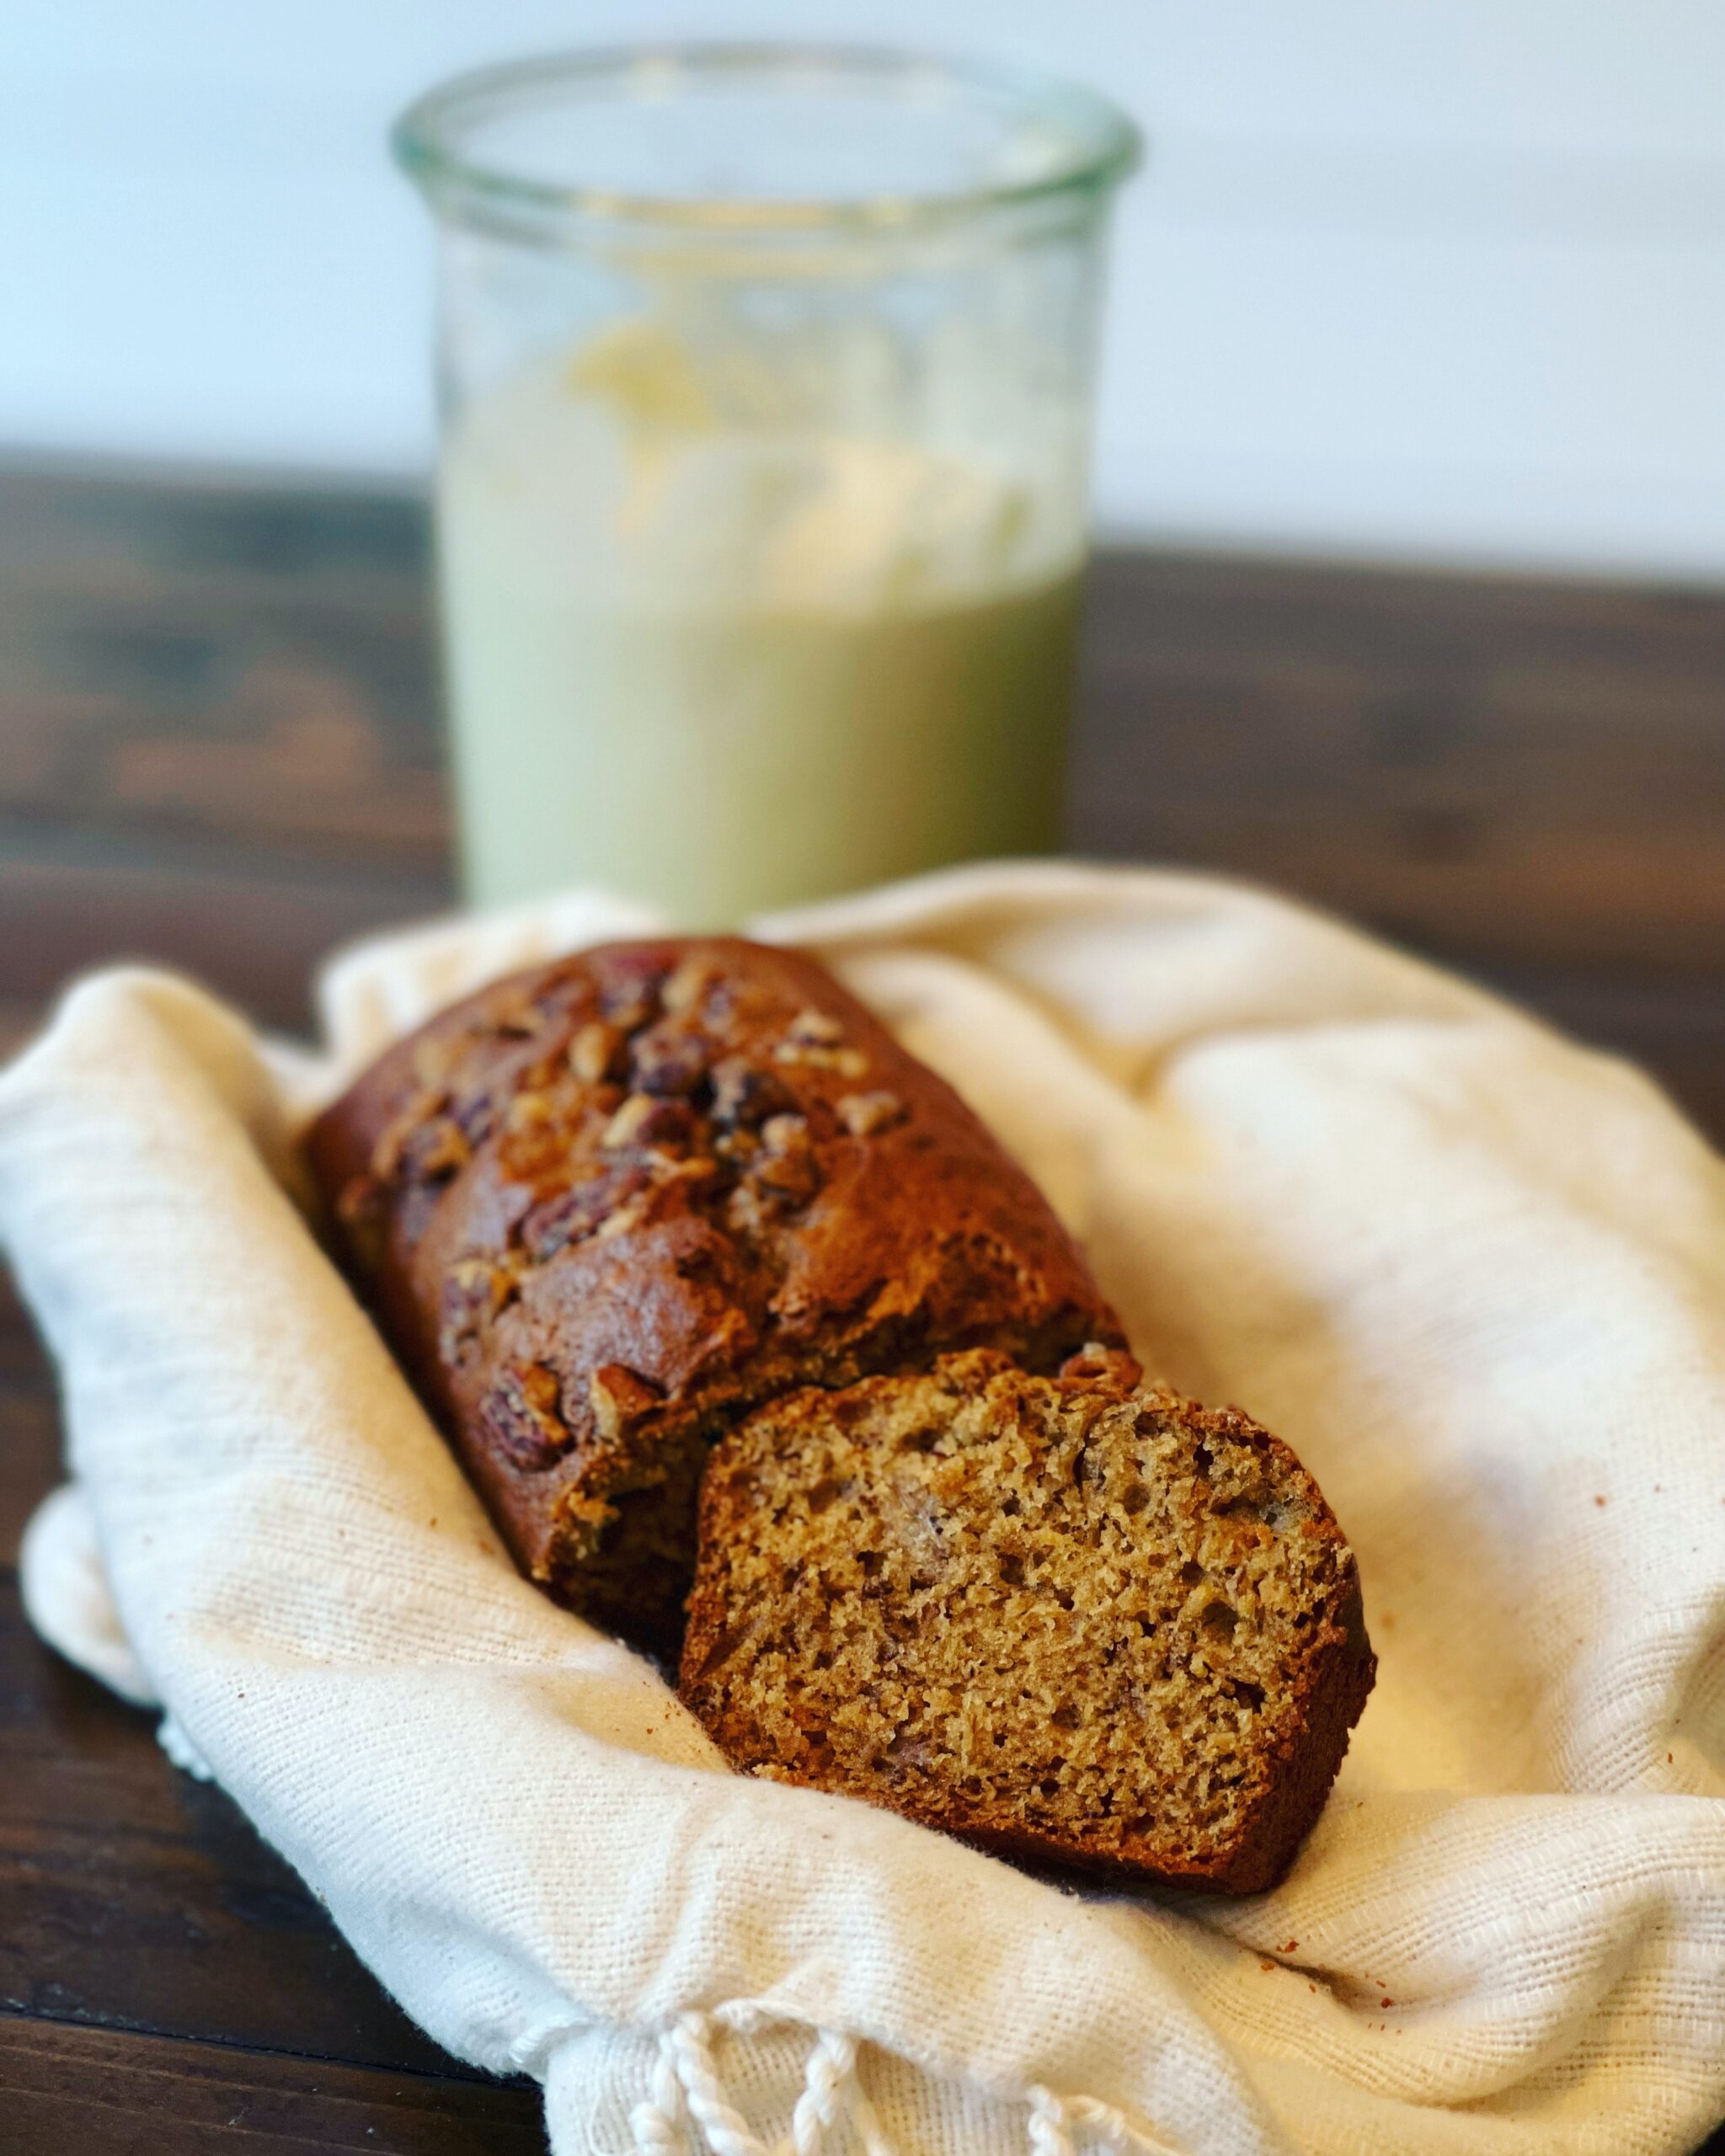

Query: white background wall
3,1,1722,576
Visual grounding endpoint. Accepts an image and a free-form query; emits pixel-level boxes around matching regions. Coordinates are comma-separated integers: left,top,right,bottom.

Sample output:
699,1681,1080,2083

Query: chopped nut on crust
836,1090,905,1137
479,1363,569,1470
520,1165,649,1263
660,957,710,1013
773,1041,868,1077
367,1102,424,1180
602,1092,659,1149
590,1188,656,1243
755,1114,821,1204
569,1021,620,1086
439,1257,519,1362
724,1181,775,1239
788,1006,844,1045
588,1362,663,1442
630,1022,709,1097
372,1108,470,1185
411,1118,471,1179
599,982,655,1032
709,1054,790,1128
505,1089,557,1133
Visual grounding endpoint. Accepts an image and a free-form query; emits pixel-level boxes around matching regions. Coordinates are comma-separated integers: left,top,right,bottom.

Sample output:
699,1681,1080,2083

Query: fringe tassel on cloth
628,2012,1187,2156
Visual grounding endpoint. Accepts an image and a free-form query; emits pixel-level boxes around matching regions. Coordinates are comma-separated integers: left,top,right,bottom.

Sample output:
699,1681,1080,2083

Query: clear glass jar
395,44,1140,921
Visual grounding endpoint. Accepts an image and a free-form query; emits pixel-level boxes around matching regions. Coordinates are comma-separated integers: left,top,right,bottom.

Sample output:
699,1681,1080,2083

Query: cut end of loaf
680,1349,1374,1892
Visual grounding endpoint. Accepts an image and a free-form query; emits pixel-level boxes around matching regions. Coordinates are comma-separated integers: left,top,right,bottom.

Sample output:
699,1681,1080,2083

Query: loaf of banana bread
307,938,1123,1637
680,1348,1375,1892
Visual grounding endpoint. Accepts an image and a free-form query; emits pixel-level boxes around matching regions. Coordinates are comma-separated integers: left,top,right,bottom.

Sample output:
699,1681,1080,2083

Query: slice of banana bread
680,1348,1374,1891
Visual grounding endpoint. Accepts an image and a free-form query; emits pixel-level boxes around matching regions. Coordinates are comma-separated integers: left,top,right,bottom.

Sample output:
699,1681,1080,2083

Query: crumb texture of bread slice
680,1351,1375,1892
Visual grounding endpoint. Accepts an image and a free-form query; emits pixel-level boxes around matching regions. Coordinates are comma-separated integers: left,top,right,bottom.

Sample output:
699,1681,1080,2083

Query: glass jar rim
393,42,1143,240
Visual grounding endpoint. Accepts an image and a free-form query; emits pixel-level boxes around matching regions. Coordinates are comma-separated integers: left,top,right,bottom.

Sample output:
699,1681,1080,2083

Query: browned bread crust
306,938,1122,1637
680,1349,1375,1892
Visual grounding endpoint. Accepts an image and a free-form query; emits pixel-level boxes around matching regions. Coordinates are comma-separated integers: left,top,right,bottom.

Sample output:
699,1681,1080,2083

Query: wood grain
0,1267,47,1383
1073,547,1725,977
0,464,441,869
0,1380,60,1564
0,1572,484,2079
0,2018,542,2154
0,820,444,1033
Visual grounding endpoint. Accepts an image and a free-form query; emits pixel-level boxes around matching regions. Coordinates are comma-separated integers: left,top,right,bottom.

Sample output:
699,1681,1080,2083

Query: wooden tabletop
2,461,1722,2153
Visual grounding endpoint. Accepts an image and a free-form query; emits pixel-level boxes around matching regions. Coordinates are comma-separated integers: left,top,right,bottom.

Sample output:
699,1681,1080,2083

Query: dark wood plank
0,1378,60,1566
0,2018,542,2155
0,582,445,864
0,463,443,875
0,822,446,1034
0,997,39,1065
1072,549,1725,979
0,1572,485,2079
0,1263,54,1399
0,467,448,1033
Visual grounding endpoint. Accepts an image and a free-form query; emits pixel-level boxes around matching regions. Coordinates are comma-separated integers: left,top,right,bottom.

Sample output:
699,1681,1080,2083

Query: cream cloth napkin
3,862,1722,2156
